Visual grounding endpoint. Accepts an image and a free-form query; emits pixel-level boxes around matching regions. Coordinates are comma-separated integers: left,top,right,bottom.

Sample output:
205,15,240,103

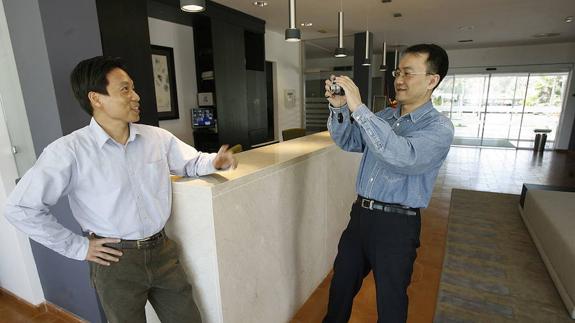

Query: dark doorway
265,61,275,141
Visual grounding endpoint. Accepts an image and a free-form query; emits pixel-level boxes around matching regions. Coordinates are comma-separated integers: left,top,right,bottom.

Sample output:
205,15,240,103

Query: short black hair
70,56,127,115
403,44,449,90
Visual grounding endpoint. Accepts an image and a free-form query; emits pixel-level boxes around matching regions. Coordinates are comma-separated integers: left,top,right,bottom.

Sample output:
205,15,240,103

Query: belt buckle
361,198,374,210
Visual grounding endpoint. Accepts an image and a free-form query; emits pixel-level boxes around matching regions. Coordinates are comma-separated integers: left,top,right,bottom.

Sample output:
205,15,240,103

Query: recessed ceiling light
393,13,402,18
301,22,313,27
532,32,560,38
565,16,573,23
458,39,474,43
253,1,268,7
458,25,475,32
381,0,392,3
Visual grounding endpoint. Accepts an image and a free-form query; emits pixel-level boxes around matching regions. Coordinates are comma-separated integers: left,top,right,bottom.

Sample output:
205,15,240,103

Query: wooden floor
291,147,575,323
0,289,81,323
1,147,574,323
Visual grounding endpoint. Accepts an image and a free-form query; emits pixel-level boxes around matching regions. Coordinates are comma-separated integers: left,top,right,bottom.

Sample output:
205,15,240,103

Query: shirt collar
89,118,140,148
392,100,434,123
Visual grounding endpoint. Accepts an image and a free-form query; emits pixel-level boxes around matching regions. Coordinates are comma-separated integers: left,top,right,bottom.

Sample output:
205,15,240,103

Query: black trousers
323,201,421,323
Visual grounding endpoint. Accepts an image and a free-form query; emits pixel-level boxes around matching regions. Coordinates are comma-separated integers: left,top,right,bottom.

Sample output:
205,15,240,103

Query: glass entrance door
433,71,569,149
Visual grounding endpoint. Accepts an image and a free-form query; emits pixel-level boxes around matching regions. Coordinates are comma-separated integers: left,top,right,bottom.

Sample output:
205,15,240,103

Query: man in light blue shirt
323,44,454,322
5,56,237,322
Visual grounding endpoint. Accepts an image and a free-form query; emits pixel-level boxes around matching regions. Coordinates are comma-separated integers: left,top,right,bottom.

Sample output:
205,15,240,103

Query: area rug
434,189,572,322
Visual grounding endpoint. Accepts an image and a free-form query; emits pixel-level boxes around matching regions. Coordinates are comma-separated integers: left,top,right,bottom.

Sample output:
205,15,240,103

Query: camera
330,83,345,96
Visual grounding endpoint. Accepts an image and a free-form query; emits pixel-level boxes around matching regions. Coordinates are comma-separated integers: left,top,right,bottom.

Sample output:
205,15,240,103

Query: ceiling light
458,25,475,32
393,13,402,18
565,16,573,23
458,39,473,43
285,0,301,42
300,22,313,27
362,31,371,66
379,41,387,71
532,32,560,38
180,0,205,12
381,0,392,3
253,1,268,7
334,10,346,58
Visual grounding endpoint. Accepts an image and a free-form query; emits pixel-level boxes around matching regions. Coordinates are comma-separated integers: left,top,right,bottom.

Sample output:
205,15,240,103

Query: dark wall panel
570,112,575,150
246,70,267,146
96,0,159,126
212,19,248,148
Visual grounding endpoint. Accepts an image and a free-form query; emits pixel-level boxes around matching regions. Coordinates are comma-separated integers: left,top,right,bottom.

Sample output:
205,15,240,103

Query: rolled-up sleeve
165,133,217,177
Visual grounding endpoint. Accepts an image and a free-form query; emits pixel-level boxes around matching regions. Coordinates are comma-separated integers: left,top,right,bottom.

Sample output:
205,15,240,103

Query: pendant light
379,42,387,71
362,30,371,66
334,0,346,57
394,48,399,69
285,0,301,42
180,0,206,12
361,8,370,66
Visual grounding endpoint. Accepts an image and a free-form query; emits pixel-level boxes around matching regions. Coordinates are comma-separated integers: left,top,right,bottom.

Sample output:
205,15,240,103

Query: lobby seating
282,128,306,141
519,187,575,319
229,144,243,154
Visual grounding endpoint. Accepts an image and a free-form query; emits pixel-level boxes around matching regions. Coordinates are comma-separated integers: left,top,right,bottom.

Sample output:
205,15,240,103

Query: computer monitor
192,108,215,128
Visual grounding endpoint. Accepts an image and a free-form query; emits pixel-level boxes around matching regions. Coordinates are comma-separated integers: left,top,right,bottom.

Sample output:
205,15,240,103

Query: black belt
356,196,419,216
92,229,166,249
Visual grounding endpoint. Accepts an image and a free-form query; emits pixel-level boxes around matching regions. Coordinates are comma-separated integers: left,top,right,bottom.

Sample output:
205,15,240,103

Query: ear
427,74,440,90
88,91,102,111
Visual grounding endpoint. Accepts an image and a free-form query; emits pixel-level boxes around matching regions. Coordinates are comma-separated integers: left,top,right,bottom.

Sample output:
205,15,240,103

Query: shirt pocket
140,158,170,195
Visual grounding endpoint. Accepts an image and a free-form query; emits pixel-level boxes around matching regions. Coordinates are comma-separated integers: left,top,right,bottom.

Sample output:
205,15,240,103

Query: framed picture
151,45,179,120
197,92,214,106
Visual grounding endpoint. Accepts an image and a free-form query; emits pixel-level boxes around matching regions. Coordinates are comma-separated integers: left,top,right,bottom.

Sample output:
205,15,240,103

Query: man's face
94,68,140,123
394,53,438,106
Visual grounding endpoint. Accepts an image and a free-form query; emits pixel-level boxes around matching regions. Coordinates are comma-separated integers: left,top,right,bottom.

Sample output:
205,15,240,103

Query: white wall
0,0,44,305
265,30,303,140
148,17,197,146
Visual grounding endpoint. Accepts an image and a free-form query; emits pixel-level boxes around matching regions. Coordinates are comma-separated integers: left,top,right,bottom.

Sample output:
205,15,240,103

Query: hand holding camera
325,75,363,112
325,75,347,108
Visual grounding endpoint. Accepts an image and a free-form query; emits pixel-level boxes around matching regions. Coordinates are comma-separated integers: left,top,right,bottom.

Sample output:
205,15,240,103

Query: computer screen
192,108,215,128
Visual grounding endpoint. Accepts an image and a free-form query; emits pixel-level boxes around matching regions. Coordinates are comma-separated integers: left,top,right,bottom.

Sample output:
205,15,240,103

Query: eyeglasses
392,69,434,79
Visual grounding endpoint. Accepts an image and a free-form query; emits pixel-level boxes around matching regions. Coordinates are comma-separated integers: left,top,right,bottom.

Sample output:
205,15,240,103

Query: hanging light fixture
285,0,301,42
180,0,206,12
394,48,399,69
379,42,387,71
334,0,346,57
362,7,370,66
362,30,371,66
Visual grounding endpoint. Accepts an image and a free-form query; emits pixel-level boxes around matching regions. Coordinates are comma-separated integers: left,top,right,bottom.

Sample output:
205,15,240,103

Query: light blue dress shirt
327,101,454,208
5,118,217,260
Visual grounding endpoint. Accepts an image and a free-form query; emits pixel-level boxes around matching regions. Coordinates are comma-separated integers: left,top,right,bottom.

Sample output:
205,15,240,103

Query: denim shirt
327,101,454,208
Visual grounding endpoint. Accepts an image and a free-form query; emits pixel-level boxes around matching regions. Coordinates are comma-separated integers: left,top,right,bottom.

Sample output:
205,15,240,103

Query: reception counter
147,132,362,323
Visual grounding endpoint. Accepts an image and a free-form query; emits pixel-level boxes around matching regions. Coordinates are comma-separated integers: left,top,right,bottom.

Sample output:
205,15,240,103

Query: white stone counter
148,132,361,323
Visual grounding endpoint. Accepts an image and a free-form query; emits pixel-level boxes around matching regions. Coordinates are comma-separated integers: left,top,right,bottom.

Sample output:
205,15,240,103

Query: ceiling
211,0,575,59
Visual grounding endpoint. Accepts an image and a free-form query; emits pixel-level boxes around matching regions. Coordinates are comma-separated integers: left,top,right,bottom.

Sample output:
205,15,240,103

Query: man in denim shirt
323,44,454,323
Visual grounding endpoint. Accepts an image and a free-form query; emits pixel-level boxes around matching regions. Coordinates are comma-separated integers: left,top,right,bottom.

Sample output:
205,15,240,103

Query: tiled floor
1,147,574,323
291,147,575,323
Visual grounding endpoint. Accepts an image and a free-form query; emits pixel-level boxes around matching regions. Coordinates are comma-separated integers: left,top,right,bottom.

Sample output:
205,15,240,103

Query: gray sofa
519,189,575,319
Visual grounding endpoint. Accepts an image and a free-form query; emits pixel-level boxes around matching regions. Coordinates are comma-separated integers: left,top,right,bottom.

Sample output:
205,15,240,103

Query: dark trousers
323,201,421,323
90,238,202,323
